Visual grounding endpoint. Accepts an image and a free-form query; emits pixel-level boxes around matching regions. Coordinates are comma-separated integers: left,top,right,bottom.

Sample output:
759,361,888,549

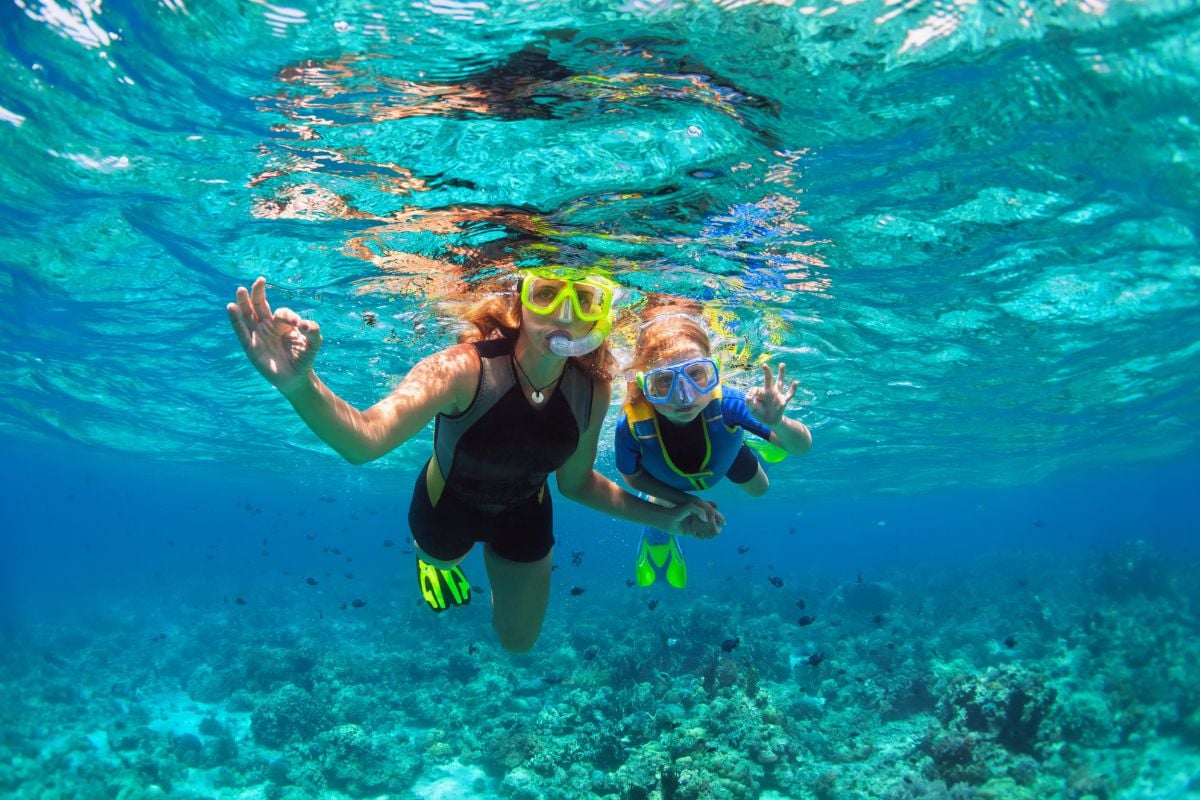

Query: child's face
646,342,717,424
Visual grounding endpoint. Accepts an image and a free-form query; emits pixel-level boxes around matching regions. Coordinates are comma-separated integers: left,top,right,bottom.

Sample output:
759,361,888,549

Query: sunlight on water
0,0,1196,498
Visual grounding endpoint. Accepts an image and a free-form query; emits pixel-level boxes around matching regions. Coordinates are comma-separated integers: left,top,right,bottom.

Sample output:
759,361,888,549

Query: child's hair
627,298,712,402
447,274,615,382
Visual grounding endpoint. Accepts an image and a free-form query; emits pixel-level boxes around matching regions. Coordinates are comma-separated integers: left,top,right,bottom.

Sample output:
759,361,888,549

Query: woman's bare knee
495,625,541,653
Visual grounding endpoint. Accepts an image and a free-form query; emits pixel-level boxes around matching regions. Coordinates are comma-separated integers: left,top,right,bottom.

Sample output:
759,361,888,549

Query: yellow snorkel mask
519,268,617,357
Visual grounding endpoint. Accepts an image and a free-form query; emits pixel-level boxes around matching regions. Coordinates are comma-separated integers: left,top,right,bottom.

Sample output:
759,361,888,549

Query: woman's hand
227,276,322,394
667,498,726,539
745,362,799,427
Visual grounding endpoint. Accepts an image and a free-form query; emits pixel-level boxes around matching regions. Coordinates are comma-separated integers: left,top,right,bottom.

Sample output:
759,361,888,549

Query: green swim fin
746,437,789,464
417,557,471,612
634,530,687,589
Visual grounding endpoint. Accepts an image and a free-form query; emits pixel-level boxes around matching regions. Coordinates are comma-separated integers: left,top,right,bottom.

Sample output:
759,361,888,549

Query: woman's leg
483,544,553,653
414,545,467,570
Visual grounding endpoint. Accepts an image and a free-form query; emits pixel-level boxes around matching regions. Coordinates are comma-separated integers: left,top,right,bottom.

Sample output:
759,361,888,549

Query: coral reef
1,539,1197,799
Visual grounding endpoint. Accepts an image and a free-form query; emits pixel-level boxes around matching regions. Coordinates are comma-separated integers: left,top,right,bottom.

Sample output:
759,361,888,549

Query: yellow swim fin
634,530,687,589
417,557,471,612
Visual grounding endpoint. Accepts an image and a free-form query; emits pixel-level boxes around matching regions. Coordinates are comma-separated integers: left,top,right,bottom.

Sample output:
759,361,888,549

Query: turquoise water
1,1,1198,798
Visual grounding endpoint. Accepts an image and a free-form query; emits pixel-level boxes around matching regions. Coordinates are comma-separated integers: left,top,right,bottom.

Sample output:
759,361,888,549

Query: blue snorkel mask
636,357,721,405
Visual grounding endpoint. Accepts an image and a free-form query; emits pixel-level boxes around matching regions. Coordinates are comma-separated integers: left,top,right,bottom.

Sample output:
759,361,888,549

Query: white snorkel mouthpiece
547,326,606,357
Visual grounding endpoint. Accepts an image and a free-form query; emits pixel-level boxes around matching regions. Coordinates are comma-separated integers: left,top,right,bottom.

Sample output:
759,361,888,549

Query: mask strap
639,312,704,330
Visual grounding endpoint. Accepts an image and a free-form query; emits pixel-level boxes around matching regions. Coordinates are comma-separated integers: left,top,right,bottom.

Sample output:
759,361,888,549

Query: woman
227,271,716,652
615,302,812,589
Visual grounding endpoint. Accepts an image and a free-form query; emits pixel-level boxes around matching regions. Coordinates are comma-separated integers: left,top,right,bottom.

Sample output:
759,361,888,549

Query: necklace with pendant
512,354,561,405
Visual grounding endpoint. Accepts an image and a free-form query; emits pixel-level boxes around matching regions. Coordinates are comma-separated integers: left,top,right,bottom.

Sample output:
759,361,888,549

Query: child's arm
746,363,812,456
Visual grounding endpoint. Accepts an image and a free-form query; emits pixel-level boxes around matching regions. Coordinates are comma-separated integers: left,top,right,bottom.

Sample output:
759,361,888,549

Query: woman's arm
280,345,477,464
229,277,477,464
557,380,717,535
621,469,726,529
621,469,695,506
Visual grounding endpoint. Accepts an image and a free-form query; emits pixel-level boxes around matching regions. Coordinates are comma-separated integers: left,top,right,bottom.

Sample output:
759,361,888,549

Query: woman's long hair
447,276,615,382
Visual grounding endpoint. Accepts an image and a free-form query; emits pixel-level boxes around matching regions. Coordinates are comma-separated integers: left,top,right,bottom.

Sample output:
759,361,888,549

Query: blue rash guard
615,386,773,492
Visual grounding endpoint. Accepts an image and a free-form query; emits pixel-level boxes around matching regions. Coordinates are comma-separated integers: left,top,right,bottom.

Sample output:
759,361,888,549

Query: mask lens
646,370,676,400
684,360,718,390
525,279,567,313
574,284,605,319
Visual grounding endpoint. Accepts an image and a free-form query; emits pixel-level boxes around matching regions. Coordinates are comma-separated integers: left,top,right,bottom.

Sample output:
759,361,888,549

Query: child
615,302,812,588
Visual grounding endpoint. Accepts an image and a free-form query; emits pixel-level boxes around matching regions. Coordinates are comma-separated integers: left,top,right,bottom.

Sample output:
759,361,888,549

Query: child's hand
681,514,723,539
745,363,799,427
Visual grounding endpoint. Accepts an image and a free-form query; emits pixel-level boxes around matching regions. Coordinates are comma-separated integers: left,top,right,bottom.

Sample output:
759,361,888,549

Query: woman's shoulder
413,343,481,391
472,336,514,359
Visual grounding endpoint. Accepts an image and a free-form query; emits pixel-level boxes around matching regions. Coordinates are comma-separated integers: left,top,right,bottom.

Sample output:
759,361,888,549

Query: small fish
569,586,586,596
721,637,740,653
351,599,366,608
330,547,342,556
796,598,806,610
235,597,247,606
788,526,797,535
798,615,816,626
305,577,318,586
150,633,167,642
383,539,395,548
807,652,825,667
318,610,324,619
344,572,354,580
362,311,378,327
768,576,784,588
542,674,564,685
873,614,885,626
571,550,585,567
1018,578,1028,587
1033,520,1045,528
339,602,347,610
467,643,480,656
737,546,750,554
583,646,598,661
471,585,483,594
857,572,863,584
625,579,635,588
1004,635,1018,649
648,599,659,611
306,533,317,540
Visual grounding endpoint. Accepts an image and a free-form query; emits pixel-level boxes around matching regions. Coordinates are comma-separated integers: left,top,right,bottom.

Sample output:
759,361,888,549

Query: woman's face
520,301,597,356
645,341,716,424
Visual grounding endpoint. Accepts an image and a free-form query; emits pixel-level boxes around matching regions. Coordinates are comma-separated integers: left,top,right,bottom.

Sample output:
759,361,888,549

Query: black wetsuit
408,337,592,562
